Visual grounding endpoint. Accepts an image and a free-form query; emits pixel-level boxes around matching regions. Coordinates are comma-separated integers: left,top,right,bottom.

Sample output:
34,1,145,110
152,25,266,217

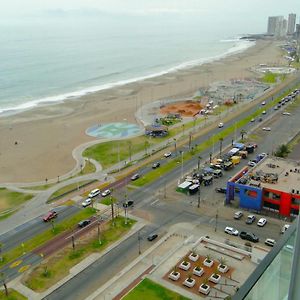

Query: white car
257,218,267,227
250,118,255,122
164,152,172,158
101,189,111,197
88,189,101,198
224,226,239,236
261,101,266,105
262,127,271,131
248,161,256,167
282,112,291,116
218,122,224,128
262,110,266,115
265,238,275,247
82,198,92,207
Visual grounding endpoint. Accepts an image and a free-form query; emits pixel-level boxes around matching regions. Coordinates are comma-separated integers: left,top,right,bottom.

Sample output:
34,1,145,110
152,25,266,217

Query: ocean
0,15,255,115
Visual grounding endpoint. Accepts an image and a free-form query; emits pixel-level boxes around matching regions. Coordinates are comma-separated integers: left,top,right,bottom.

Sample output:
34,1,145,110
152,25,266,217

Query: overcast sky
2,0,299,16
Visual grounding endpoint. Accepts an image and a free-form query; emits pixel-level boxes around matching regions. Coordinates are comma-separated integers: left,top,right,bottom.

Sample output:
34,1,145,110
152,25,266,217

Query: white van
88,189,100,198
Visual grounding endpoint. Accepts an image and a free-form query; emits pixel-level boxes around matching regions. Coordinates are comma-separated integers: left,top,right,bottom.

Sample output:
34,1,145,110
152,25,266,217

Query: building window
263,201,279,211
291,197,300,205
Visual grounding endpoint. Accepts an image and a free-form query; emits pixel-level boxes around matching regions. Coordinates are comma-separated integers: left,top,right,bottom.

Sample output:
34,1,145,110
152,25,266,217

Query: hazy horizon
1,0,299,33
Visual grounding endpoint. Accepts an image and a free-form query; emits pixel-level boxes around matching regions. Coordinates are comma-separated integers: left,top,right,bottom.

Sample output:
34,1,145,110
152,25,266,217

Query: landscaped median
0,288,27,300
0,208,96,268
23,216,136,292
0,188,33,221
123,278,190,300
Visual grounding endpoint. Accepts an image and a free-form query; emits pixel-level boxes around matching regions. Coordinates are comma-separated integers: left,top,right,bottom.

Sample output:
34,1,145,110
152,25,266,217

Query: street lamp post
174,138,177,155
180,151,184,180
215,209,219,232
138,230,142,255
209,152,212,163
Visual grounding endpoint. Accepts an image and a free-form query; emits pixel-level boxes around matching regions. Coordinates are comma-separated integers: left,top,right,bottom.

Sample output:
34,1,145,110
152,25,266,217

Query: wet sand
0,40,286,183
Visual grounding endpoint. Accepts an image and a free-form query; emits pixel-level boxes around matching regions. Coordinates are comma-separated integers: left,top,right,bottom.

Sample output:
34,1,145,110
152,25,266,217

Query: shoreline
0,40,286,183
0,39,255,118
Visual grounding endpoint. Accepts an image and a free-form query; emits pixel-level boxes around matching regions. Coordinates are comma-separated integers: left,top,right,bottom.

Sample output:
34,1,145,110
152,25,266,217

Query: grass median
0,188,33,221
0,207,96,268
24,216,136,292
0,289,27,300
123,278,190,300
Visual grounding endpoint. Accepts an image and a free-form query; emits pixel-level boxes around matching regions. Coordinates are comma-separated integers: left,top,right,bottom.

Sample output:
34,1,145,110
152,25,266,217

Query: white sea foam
0,39,255,116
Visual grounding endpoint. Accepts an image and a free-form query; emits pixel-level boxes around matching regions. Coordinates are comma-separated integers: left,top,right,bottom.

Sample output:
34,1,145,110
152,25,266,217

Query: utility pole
71,234,75,250
97,220,102,245
197,156,202,171
209,152,212,163
111,196,115,226
138,230,142,255
197,184,201,208
180,151,184,180
189,132,192,150
215,209,219,232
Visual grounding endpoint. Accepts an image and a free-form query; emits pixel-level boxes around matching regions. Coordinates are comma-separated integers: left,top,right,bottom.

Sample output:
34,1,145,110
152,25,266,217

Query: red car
43,211,58,222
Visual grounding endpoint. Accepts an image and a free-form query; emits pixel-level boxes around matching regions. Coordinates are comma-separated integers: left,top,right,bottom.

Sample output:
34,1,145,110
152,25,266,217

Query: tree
274,144,290,158
240,129,247,141
0,272,8,297
144,140,150,155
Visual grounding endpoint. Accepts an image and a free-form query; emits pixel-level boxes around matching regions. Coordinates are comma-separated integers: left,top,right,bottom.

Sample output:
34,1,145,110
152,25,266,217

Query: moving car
215,187,227,194
101,189,111,197
240,231,259,243
147,234,158,241
131,173,140,181
246,215,256,224
123,200,134,208
250,118,255,122
262,127,271,131
218,122,224,128
164,152,172,158
43,211,58,222
152,162,161,169
88,189,100,198
257,218,267,227
261,101,266,105
82,198,92,207
262,110,266,115
282,112,291,116
265,238,275,247
78,219,91,228
234,211,243,220
224,226,239,236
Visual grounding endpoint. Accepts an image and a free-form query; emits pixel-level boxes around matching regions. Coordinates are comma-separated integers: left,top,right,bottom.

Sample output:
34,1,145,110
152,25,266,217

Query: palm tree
240,129,247,141
219,137,224,157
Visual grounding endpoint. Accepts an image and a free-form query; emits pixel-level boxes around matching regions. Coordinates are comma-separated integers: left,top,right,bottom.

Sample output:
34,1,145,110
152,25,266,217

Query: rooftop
242,156,300,193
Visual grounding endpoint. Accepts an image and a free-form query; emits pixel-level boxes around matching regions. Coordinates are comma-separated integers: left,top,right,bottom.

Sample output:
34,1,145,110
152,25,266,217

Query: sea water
0,15,255,115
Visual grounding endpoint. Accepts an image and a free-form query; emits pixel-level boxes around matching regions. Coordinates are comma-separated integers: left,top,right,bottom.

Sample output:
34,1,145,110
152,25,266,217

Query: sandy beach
0,40,286,183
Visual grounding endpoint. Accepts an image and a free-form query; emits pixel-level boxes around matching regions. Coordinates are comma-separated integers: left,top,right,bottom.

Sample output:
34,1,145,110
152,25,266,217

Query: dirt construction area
160,100,203,117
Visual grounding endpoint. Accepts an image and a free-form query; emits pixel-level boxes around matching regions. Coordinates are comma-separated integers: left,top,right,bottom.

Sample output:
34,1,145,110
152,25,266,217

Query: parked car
164,152,172,158
78,219,91,228
101,189,111,197
248,161,256,167
261,101,266,105
123,200,134,208
131,173,140,181
43,211,58,222
224,226,239,236
262,127,271,131
152,162,161,169
265,238,276,247
257,218,267,227
250,118,255,122
234,211,243,220
218,122,224,128
274,106,278,110
82,198,92,207
258,118,263,122
240,231,259,243
147,234,158,241
246,215,256,224
262,110,266,115
215,187,227,194
88,189,100,198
